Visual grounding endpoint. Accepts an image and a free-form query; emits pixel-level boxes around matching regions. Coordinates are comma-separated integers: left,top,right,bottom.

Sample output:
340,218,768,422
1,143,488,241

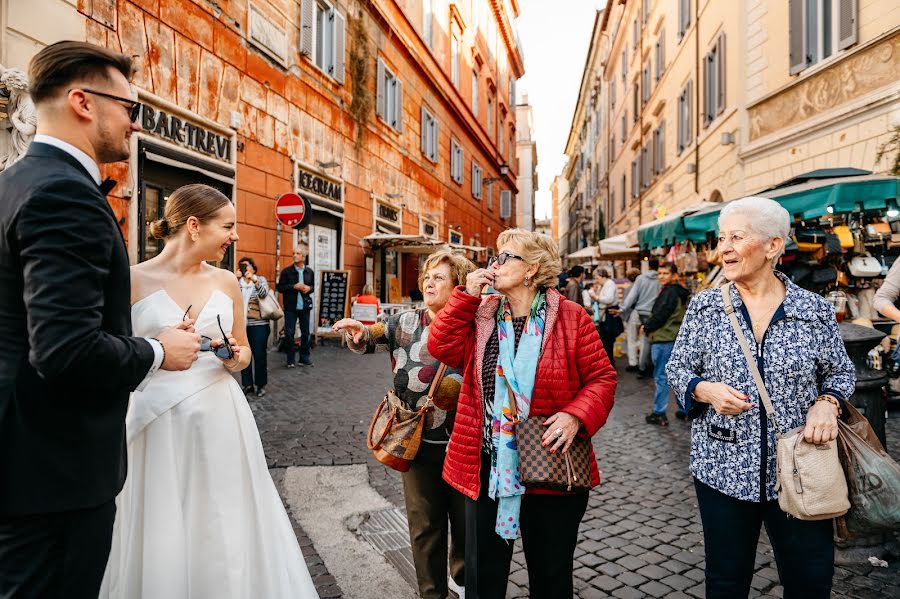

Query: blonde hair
361,283,374,295
495,228,562,290
418,250,476,291
149,184,230,239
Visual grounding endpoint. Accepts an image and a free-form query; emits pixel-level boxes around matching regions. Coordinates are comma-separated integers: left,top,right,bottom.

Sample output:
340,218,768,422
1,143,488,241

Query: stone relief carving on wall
0,67,36,172
749,31,899,142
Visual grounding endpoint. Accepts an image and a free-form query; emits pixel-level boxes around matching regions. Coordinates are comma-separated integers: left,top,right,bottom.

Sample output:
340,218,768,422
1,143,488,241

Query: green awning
682,206,722,242
638,217,685,250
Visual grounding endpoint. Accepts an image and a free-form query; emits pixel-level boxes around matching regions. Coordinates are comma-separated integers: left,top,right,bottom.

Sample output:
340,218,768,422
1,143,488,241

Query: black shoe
637,369,652,379
242,385,255,394
299,356,313,366
645,412,669,426
625,365,639,373
675,409,687,420
256,387,267,398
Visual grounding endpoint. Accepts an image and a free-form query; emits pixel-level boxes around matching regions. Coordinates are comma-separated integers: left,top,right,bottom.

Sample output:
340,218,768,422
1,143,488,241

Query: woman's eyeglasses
488,251,525,267
182,305,234,360
75,88,142,123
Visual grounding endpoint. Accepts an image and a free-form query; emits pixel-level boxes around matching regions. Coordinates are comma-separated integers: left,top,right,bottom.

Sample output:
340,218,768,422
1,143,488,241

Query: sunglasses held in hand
182,306,234,361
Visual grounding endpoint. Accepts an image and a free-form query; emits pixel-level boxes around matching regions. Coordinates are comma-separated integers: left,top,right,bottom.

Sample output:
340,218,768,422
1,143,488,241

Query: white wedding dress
100,289,318,598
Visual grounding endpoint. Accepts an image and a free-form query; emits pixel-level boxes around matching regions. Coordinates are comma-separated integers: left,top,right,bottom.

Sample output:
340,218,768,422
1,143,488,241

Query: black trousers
402,444,466,599
283,309,310,364
241,324,269,388
465,454,588,599
694,479,834,599
0,500,116,599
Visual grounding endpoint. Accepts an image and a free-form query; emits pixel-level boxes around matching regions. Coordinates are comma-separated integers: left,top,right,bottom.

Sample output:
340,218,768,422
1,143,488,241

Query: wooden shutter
300,0,314,57
376,59,385,120
788,0,807,74
395,79,403,131
472,162,477,196
333,10,346,84
420,107,428,156
500,190,511,218
659,121,666,171
716,34,726,115
659,29,665,77
687,80,693,141
838,0,858,50
432,120,439,162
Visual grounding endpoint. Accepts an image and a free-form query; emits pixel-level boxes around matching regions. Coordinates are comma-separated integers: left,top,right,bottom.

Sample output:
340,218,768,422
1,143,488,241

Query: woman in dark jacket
428,228,617,599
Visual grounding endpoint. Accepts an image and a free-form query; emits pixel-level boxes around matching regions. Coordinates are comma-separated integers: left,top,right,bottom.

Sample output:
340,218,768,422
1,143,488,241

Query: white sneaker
448,577,465,598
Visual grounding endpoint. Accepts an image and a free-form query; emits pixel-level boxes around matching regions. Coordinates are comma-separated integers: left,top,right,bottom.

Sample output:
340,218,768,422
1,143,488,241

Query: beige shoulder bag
722,282,849,520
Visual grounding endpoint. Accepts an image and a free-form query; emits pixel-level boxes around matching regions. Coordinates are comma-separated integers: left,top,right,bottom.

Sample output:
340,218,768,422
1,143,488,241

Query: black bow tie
98,177,117,195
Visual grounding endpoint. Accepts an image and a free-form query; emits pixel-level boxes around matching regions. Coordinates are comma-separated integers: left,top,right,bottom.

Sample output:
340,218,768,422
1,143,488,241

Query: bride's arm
221,270,252,372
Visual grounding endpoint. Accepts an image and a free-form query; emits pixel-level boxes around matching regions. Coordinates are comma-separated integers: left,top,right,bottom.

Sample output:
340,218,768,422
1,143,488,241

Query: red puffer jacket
428,286,617,500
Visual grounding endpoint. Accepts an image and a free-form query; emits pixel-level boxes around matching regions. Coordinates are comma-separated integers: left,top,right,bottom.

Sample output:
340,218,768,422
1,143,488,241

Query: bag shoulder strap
721,283,783,436
425,363,448,402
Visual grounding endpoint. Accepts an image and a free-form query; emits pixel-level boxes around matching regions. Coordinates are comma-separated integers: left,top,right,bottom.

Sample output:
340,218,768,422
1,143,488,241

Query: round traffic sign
275,193,310,229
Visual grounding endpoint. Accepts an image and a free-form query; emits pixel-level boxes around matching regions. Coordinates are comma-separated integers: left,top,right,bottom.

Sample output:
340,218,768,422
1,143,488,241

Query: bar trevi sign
141,105,232,163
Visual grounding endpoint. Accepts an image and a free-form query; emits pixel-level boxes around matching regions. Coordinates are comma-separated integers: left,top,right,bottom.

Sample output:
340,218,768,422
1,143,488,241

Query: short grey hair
718,196,791,257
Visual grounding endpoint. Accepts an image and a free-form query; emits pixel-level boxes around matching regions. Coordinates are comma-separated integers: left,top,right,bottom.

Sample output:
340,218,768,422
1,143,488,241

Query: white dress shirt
31,135,164,390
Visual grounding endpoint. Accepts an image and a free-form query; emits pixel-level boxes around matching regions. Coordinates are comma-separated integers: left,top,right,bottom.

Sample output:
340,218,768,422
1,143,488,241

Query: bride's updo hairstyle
149,184,231,239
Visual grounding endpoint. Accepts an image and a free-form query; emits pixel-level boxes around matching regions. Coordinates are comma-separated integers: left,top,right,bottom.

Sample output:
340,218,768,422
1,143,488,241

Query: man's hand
294,282,310,293
156,321,200,371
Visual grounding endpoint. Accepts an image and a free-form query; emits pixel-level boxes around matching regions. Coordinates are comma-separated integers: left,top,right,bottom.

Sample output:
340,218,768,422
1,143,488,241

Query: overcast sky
517,0,607,220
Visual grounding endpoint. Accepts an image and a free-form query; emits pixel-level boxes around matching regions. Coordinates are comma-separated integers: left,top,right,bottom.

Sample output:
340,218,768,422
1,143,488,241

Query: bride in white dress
100,184,318,598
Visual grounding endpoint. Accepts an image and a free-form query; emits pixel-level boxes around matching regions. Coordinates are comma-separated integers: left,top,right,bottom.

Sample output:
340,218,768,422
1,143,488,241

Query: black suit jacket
0,143,154,515
276,264,315,313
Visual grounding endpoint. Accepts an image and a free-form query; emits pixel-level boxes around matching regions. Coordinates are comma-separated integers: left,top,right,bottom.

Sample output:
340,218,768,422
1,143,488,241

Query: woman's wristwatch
815,394,842,417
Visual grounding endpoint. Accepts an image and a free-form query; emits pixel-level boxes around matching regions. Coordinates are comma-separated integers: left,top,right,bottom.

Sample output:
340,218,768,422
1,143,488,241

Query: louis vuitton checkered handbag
507,386,592,492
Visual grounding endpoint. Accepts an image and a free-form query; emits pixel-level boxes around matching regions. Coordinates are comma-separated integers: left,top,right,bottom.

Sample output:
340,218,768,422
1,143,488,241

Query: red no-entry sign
275,193,310,229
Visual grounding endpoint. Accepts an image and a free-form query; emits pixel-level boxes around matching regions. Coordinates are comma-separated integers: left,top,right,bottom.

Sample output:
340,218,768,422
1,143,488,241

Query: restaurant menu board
317,270,350,336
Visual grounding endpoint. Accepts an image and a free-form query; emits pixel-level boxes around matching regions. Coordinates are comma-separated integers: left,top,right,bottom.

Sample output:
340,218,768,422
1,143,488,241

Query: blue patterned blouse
666,271,855,502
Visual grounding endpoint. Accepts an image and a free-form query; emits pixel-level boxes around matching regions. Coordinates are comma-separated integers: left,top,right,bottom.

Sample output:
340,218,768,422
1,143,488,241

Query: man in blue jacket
277,245,315,366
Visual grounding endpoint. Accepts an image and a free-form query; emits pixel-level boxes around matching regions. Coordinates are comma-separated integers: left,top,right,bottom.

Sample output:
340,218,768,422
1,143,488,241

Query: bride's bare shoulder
130,260,163,304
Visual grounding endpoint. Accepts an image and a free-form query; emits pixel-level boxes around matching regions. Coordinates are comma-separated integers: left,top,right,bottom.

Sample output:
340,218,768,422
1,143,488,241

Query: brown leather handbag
366,363,447,472
508,386,592,492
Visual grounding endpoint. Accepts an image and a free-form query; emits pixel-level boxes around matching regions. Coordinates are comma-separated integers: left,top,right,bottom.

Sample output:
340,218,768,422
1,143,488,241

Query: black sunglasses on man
73,88,142,123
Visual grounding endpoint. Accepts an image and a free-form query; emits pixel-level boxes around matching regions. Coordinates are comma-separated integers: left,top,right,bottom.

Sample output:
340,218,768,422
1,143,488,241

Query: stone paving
250,342,900,598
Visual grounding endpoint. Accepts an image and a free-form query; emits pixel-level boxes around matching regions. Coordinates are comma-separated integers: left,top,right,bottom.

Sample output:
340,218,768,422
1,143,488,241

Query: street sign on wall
275,192,311,228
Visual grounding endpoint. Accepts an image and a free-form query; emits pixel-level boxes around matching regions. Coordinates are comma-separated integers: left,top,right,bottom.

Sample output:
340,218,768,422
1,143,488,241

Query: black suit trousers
0,500,116,599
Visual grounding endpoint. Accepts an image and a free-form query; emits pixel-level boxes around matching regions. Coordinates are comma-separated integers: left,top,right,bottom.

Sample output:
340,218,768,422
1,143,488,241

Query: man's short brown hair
29,41,135,105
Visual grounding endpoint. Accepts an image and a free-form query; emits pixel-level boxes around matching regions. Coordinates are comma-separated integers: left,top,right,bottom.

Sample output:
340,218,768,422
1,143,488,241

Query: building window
621,49,627,81
487,97,494,135
641,60,650,104
655,29,666,82
620,175,626,211
632,84,639,123
609,135,615,161
422,0,434,48
653,121,666,175
499,121,505,154
621,113,627,146
509,77,516,106
301,0,346,83
633,18,639,49
486,181,494,210
376,59,403,131
472,162,483,199
610,79,616,108
641,145,650,188
450,139,464,184
500,190,512,219
677,81,693,154
451,33,460,88
703,34,726,127
472,71,479,117
631,159,639,198
643,0,649,25
421,106,438,163
789,0,857,74
678,0,692,41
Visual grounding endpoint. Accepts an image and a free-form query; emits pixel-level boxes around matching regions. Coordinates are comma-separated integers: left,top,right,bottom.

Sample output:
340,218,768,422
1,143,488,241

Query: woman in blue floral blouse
667,196,855,599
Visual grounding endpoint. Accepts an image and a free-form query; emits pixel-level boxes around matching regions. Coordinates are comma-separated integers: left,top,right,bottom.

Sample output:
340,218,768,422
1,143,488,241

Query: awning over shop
637,202,719,250
566,245,599,260
360,233,445,254
599,234,640,258
449,243,488,254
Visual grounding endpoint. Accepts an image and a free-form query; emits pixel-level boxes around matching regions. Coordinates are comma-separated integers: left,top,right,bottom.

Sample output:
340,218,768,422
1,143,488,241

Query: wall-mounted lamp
317,160,341,169
720,132,735,145
484,163,510,185
686,163,697,174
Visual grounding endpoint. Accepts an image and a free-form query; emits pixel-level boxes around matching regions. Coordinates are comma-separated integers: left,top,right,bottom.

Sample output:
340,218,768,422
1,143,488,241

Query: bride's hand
215,336,242,370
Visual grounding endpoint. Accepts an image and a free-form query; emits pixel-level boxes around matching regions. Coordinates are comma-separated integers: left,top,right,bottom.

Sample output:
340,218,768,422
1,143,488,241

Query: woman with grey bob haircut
666,196,855,598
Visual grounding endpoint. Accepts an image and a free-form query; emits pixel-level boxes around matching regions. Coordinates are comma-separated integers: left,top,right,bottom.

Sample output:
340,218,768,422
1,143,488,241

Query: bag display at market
675,241,699,274
722,283,850,520
837,403,900,534
366,363,447,472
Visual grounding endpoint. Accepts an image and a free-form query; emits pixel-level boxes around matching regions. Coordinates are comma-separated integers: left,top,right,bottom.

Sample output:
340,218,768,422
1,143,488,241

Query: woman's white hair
718,196,791,257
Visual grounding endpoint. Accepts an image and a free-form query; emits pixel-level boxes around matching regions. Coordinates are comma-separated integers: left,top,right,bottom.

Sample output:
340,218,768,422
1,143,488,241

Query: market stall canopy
599,233,640,258
449,243,488,254
764,167,871,190
360,233,445,254
637,202,720,250
566,245,599,260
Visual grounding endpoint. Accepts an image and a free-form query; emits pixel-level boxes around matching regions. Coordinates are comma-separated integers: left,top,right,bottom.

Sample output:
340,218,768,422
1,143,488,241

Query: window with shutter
656,30,665,82
332,10,345,83
472,71,479,117
611,79,616,108
500,190,512,219
643,0,649,25
509,78,516,106
487,182,494,210
451,33,460,87
631,160,639,198
620,175,626,211
632,85,639,122
421,107,438,163
716,34,726,115
621,49,627,81
472,162,483,199
300,0,314,57
487,98,493,136
375,59,386,120
423,0,434,49
642,61,650,104
788,0,807,74
633,18,639,49
838,0,858,50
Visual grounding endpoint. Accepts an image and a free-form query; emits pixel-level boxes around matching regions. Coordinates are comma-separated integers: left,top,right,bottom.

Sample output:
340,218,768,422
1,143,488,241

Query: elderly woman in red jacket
428,228,616,599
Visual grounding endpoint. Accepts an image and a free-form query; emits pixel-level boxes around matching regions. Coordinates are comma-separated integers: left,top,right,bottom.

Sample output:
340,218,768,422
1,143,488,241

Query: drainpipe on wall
694,8,701,196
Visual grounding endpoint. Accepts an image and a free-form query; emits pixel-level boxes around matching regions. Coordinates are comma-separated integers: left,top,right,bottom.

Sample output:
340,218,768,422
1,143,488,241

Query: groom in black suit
0,42,201,598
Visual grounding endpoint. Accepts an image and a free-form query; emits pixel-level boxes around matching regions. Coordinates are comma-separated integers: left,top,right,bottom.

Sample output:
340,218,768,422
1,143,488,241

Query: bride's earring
524,276,530,288
191,232,199,242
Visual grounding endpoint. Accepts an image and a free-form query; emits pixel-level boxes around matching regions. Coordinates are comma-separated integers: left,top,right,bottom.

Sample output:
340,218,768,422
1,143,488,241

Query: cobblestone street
251,342,900,598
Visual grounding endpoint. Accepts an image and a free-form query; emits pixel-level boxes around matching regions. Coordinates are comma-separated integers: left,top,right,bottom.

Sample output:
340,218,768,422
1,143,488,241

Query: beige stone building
515,93,537,230
559,0,900,255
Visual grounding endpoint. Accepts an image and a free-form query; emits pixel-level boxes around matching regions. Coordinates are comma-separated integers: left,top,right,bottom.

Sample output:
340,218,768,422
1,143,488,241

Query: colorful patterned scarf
489,291,546,540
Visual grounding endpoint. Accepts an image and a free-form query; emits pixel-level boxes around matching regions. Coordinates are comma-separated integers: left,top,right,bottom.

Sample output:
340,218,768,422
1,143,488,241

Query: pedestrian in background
353,283,381,325
666,196,855,599
588,268,619,361
620,259,660,377
621,267,642,371
333,250,475,599
277,245,314,367
641,263,689,426
563,264,588,309
428,229,616,599
237,256,271,397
